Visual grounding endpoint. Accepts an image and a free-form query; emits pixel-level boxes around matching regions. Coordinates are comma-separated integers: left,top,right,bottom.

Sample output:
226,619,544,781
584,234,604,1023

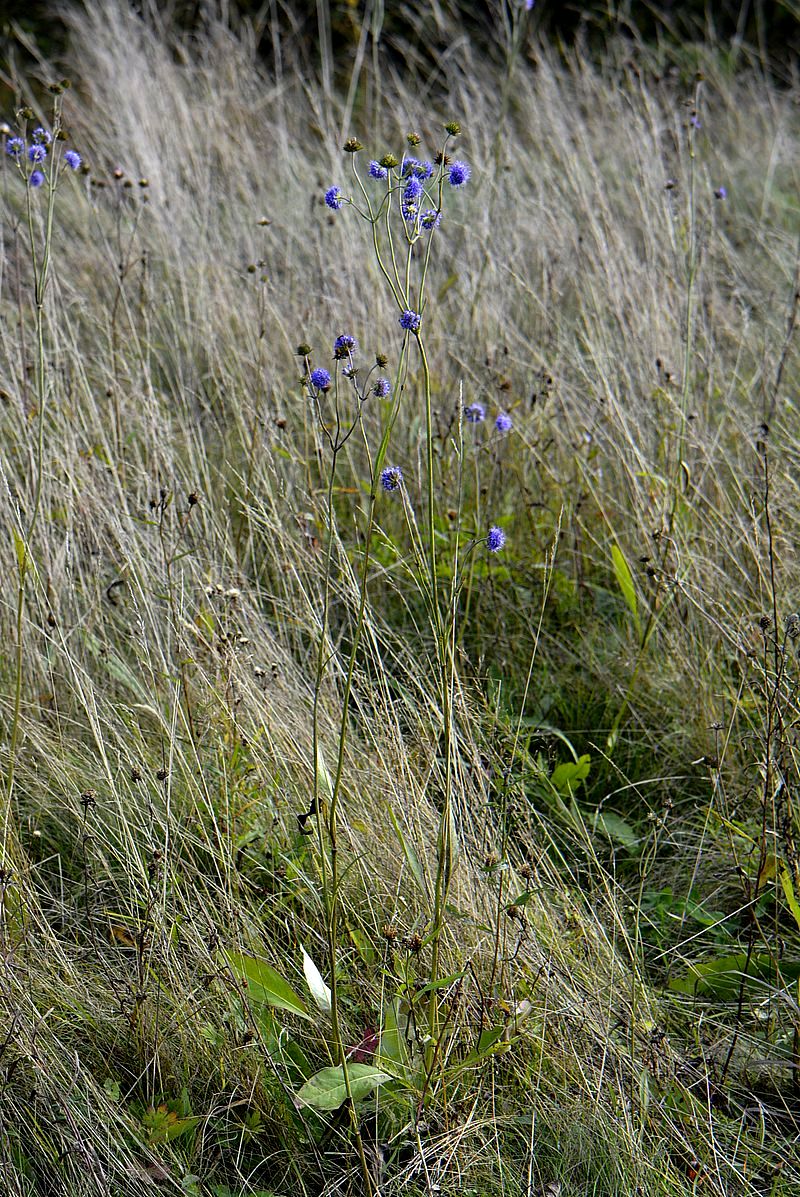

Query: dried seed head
343,137,363,153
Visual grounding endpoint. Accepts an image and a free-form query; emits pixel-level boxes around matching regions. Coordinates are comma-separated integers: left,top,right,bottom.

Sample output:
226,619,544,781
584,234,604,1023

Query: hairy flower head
324,186,344,210
448,160,471,186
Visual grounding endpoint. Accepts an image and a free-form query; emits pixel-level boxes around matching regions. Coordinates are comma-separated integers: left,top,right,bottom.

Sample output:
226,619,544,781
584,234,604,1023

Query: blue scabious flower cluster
487,526,506,552
333,333,357,359
495,411,512,433
448,161,470,187
420,209,441,230
368,160,387,180
381,466,403,492
310,368,332,391
325,186,344,210
402,157,433,180
4,127,83,184
399,310,421,333
373,378,391,398
465,403,485,423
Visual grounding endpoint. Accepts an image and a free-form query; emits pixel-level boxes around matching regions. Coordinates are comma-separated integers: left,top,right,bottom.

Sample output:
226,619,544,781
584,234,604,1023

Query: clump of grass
0,2,798,1195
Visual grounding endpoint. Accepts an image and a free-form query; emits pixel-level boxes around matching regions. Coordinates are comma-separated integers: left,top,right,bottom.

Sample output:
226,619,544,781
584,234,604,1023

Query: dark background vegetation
2,0,799,86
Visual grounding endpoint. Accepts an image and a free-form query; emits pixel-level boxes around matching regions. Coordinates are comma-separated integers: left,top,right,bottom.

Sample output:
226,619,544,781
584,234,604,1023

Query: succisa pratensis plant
304,123,509,1180
2,88,83,864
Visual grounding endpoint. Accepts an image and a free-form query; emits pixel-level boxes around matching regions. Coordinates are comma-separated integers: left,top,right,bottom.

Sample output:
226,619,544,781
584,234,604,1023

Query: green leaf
611,544,640,635
294,1064,390,1111
593,811,639,849
388,806,428,898
669,952,800,998
550,754,591,794
225,951,310,1019
780,867,800,932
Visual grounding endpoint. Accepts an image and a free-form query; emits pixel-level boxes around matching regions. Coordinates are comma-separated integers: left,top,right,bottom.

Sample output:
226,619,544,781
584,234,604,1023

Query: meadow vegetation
0,2,799,1194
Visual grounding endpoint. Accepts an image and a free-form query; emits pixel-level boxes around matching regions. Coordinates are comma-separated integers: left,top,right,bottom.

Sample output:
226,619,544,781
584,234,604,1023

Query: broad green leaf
611,544,640,635
669,953,800,998
294,1064,390,1111
551,754,591,794
301,944,331,1013
225,951,310,1019
593,811,638,849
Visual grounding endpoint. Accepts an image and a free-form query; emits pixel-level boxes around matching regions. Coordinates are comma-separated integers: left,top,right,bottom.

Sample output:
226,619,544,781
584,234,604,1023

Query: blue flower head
487,526,506,552
381,466,403,492
448,160,471,187
420,209,441,230
32,127,52,145
714,186,727,200
495,411,512,433
333,334,357,359
6,137,24,157
399,310,421,333
29,170,45,188
28,144,47,163
368,160,387,180
373,378,391,398
465,402,485,424
310,367,332,390
403,176,423,202
325,186,344,210
64,149,82,170
402,157,432,180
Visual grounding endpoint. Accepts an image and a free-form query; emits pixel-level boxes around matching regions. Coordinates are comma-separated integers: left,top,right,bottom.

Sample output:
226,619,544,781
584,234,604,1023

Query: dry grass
0,2,798,1194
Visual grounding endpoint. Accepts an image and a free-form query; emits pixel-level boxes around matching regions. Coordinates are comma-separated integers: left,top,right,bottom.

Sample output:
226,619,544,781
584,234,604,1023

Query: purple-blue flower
380,466,403,492
402,157,433,180
368,160,387,180
690,114,701,130
28,144,47,163
5,137,24,157
448,161,471,187
487,526,506,552
310,368,332,390
399,310,421,333
420,209,441,230
495,411,512,433
465,403,485,423
32,127,52,145
333,334,357,359
403,176,423,202
714,186,727,200
64,149,82,170
325,186,344,210
373,378,391,398
29,170,45,188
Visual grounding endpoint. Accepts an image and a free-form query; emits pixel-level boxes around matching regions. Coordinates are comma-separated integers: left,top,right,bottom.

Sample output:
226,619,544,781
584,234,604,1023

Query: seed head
406,131,421,147
379,154,399,170
343,137,363,153
444,121,461,136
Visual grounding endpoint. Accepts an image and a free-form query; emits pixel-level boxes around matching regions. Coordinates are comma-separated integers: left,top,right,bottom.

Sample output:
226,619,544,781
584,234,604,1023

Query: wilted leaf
301,944,332,1013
